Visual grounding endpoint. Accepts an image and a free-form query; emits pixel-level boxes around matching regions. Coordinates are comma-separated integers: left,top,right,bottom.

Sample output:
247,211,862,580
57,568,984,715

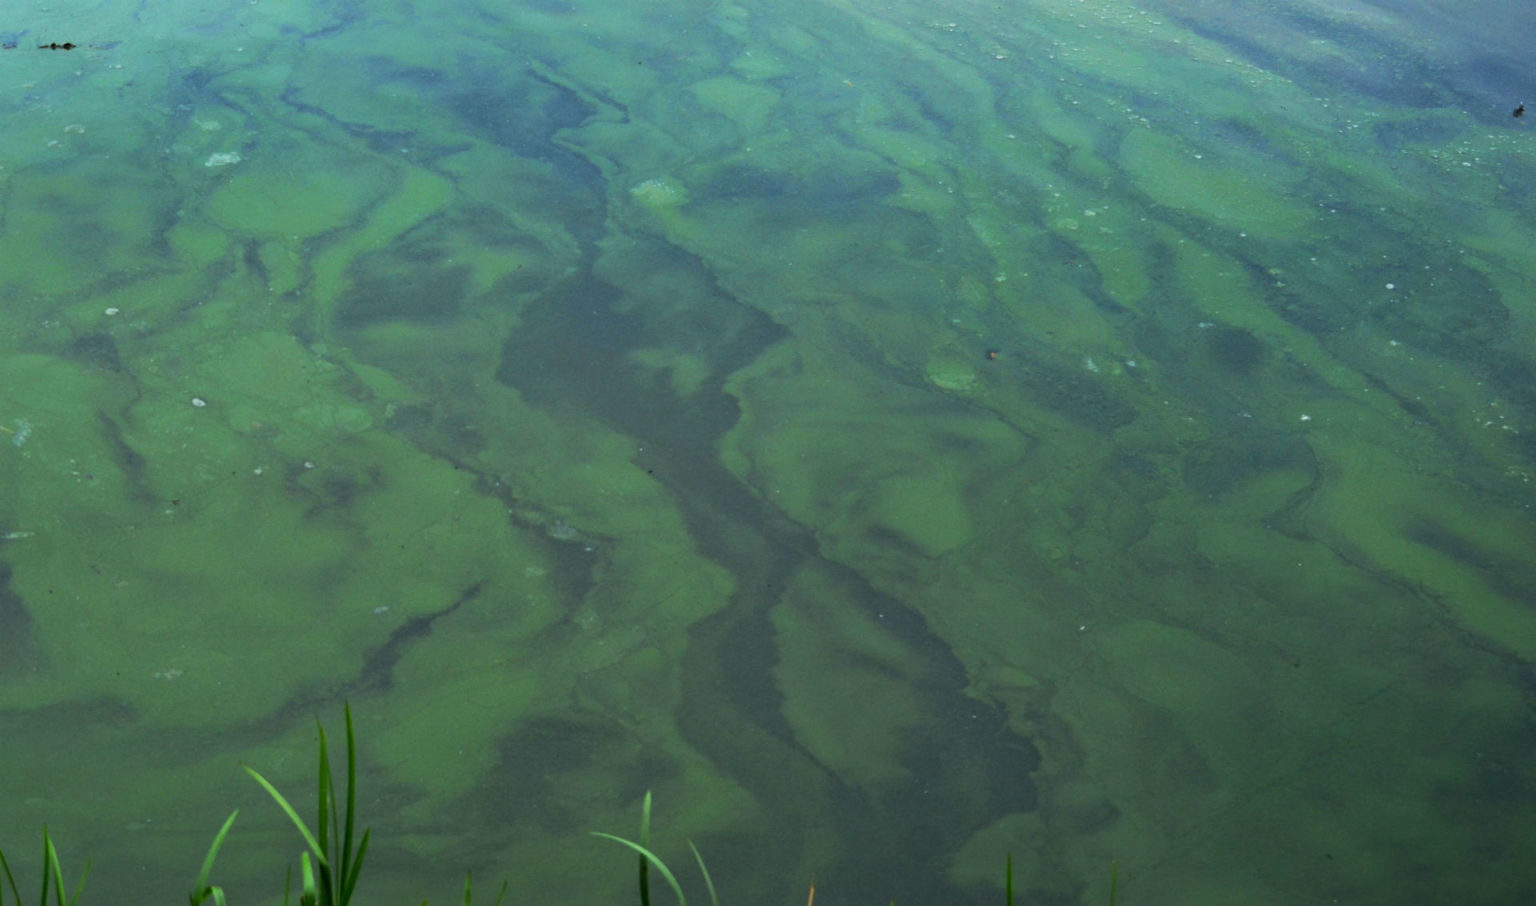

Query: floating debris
204,151,241,168
630,176,690,208
1,418,32,446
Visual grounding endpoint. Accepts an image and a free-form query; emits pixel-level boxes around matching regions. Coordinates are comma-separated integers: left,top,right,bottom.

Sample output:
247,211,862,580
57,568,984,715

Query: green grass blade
38,830,85,906
339,829,370,905
462,871,508,906
36,831,50,906
687,841,718,906
244,766,328,867
63,862,88,906
1108,859,1118,906
42,830,62,906
341,704,359,887
314,723,335,906
0,842,23,906
591,833,686,906
638,792,653,906
640,843,650,906
1005,853,1013,906
191,810,240,905
300,852,318,906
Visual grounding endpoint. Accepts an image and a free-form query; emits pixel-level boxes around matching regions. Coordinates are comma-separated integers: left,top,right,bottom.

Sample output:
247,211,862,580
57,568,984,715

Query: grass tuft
3,708,1102,906
590,833,688,906
188,810,239,906
591,791,724,906
244,702,371,906
0,829,89,906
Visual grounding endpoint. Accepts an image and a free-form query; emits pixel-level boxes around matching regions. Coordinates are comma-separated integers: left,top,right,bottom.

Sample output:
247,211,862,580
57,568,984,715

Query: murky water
1,0,1534,903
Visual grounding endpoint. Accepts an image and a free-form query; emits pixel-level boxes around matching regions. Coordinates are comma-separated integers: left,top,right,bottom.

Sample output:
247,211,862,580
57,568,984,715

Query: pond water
1,0,1534,903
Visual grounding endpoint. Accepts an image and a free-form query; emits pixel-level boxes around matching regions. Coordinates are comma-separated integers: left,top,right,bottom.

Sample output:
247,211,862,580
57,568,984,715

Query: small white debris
1299,414,1312,422
104,306,120,316
190,397,207,408
204,151,242,168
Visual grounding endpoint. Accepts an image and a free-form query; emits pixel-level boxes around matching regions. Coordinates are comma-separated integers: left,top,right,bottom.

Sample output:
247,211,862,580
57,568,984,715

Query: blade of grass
36,831,50,906
300,852,318,906
40,830,87,906
461,873,511,906
43,831,63,906
638,792,653,906
315,724,335,906
590,833,686,906
189,811,239,906
687,842,718,906
339,705,359,903
63,861,87,906
338,722,367,904
0,842,22,906
1108,859,1119,906
244,767,328,866
339,829,370,906
1005,853,1013,906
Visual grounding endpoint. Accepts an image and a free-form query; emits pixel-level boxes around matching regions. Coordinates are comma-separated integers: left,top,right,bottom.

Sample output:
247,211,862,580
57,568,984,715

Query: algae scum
2,0,1535,903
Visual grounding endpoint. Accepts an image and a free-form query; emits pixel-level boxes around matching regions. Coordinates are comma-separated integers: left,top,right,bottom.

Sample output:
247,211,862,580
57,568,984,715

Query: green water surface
1,0,1534,903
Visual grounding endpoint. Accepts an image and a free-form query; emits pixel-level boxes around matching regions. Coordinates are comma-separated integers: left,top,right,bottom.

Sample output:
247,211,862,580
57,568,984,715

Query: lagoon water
1,0,1534,903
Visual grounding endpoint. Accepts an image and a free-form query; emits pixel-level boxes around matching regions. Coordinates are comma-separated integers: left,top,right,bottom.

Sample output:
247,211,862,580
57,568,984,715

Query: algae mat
1,0,1534,904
